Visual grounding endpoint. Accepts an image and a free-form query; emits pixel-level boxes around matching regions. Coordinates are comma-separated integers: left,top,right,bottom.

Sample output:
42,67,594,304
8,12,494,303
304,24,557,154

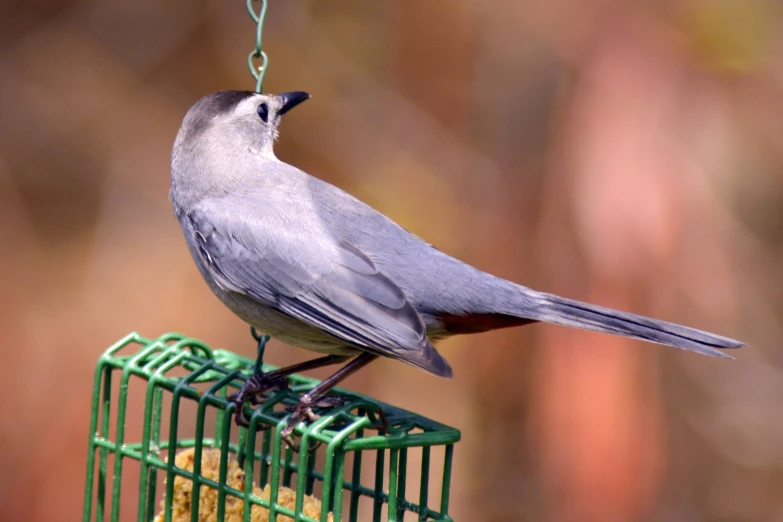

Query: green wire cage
82,332,461,522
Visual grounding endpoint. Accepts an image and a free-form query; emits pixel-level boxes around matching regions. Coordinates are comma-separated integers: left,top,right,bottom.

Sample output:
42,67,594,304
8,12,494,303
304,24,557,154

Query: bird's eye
257,103,269,123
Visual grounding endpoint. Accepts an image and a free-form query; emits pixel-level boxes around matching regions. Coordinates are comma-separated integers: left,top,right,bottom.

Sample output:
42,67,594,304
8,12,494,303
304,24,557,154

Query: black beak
277,91,311,115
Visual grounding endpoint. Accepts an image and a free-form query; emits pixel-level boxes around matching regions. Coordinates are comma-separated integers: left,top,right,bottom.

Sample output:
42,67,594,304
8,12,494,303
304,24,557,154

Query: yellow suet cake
153,448,333,522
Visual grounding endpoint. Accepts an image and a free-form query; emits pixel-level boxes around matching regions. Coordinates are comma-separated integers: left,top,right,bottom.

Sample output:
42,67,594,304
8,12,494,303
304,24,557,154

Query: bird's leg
242,353,350,405
230,346,350,427
281,352,378,451
251,328,269,376
230,331,272,427
263,354,351,382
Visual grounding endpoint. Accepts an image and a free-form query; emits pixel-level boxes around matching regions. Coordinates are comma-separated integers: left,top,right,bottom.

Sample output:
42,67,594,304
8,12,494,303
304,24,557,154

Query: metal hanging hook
247,0,269,93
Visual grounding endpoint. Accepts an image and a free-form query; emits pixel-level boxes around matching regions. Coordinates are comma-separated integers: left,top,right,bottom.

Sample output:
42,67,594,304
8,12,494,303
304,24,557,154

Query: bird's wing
187,199,452,377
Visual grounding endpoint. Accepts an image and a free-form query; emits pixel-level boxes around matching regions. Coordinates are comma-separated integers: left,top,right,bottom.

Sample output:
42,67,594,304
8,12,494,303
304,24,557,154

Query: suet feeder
82,332,460,522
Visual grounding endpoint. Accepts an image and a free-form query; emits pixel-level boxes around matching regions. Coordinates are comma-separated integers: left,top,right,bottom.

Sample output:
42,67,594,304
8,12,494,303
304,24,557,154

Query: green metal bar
89,334,149,522
336,476,445,519
418,447,430,521
145,385,165,522
348,428,364,522
83,332,142,522
216,400,235,522
138,352,188,521
304,442,317,495
331,451,347,522
372,450,385,522
387,449,399,521
191,368,239,522
83,362,109,522
190,406,206,521
102,438,249,464
319,439,338,522
298,431,318,522
170,336,214,361
259,427,272,488
283,444,295,488
440,445,454,517
97,366,113,522
396,448,408,522
104,331,145,357
319,415,370,522
268,418,286,522
342,432,460,451
327,449,339,516
110,342,164,522
293,433,314,521
242,416,261,522
215,386,226,445
164,361,214,522
236,415,248,481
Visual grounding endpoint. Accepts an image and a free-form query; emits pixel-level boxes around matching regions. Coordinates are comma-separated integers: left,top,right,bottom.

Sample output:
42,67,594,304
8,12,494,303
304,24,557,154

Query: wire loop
246,0,269,92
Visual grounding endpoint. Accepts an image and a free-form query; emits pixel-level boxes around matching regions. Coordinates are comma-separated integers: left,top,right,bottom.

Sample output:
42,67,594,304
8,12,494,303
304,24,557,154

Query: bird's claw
284,395,344,414
280,395,345,451
280,401,311,451
229,372,290,427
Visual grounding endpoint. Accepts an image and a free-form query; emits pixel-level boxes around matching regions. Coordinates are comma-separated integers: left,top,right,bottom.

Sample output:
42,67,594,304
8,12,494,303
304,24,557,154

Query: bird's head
176,90,310,157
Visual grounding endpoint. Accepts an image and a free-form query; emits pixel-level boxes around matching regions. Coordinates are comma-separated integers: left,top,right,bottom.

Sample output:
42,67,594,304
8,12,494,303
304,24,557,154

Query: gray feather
187,198,452,377
513,290,742,357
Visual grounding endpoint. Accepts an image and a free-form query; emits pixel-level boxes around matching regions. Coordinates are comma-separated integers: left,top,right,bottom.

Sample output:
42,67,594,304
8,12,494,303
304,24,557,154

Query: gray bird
171,90,743,446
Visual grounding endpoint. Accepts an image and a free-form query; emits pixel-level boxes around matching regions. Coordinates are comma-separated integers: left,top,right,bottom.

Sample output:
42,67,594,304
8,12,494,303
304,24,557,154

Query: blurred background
1,0,782,520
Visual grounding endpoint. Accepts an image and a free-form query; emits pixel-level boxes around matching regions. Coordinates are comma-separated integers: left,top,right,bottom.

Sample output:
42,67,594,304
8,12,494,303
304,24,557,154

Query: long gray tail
526,291,744,358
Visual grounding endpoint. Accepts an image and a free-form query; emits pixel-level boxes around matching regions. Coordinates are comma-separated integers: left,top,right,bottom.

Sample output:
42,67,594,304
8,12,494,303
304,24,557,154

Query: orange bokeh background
1,1,781,520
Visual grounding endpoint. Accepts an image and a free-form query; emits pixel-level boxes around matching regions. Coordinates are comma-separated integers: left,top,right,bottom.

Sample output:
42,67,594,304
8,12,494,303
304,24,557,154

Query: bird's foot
229,372,290,428
280,395,345,451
